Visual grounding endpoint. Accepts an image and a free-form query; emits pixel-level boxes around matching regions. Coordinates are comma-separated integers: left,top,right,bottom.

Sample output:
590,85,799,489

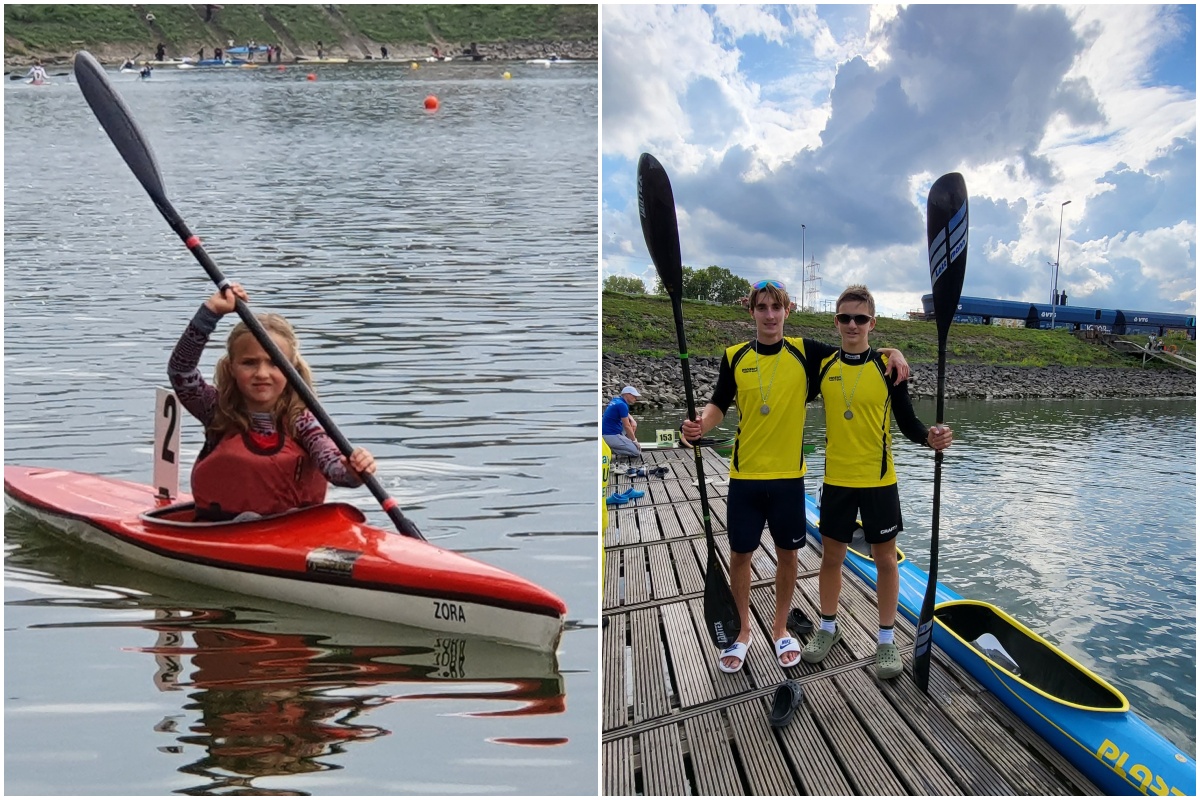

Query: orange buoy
424,95,439,110
306,72,317,81
277,65,285,72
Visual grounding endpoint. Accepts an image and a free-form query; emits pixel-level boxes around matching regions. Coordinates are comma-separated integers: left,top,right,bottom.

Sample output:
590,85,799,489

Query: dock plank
661,601,714,708
603,738,635,796
805,677,908,795
603,613,627,731
684,711,744,796
640,724,689,795
630,607,671,723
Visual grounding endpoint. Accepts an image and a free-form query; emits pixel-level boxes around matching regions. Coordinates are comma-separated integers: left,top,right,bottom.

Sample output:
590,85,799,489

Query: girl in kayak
168,284,376,520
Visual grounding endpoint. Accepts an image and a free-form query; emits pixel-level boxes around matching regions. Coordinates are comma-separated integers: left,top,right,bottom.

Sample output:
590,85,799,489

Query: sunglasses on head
835,313,874,325
752,280,786,291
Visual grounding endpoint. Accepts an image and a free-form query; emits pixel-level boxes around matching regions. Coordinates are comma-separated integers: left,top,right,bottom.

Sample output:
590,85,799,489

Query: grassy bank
603,291,1194,368
4,4,596,63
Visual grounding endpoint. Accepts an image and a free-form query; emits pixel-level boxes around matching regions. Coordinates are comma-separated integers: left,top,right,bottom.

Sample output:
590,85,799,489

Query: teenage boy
681,280,910,672
802,284,953,678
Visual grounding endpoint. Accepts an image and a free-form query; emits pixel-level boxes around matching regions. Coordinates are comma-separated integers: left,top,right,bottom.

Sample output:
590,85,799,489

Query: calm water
5,61,598,794
638,396,1196,756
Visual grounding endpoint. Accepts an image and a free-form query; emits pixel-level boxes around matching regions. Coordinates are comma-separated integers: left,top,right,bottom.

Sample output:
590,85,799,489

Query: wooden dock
602,445,1102,796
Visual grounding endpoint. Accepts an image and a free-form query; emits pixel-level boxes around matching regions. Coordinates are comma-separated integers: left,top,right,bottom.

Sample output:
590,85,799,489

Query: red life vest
191,430,327,519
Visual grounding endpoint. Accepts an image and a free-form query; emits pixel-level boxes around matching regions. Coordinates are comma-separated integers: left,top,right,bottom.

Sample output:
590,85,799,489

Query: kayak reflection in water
138,608,565,793
167,283,377,521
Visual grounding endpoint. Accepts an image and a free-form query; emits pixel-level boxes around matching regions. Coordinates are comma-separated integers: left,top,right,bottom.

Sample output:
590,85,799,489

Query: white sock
819,615,837,634
878,626,895,645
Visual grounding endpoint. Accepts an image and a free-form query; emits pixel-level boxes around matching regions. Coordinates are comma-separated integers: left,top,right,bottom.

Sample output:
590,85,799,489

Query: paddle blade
73,51,169,205
637,153,684,298
926,172,968,344
703,552,741,648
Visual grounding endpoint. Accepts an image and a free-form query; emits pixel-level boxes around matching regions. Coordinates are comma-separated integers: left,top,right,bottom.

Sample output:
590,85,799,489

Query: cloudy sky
601,4,1196,318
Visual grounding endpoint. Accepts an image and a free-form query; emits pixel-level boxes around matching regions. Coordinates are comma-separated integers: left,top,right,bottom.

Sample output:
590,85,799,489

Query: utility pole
803,256,821,312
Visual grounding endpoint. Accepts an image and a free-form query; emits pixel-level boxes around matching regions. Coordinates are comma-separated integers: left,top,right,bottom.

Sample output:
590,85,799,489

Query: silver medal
844,409,854,420
760,404,770,415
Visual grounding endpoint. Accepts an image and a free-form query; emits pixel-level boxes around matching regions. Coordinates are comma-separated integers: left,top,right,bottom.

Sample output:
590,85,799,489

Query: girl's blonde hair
209,313,315,438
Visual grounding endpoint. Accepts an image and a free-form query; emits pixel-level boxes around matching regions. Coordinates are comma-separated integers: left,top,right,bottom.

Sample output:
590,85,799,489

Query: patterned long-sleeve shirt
167,305,363,488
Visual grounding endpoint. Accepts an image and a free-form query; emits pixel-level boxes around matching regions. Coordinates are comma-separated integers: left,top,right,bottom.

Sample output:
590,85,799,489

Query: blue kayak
803,493,1195,796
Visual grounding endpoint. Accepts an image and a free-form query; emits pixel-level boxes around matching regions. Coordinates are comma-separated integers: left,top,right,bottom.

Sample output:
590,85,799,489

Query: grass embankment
603,291,1195,367
3,4,596,61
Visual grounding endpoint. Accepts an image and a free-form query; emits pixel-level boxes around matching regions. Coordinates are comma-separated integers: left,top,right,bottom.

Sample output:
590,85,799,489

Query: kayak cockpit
140,501,368,530
935,600,1128,711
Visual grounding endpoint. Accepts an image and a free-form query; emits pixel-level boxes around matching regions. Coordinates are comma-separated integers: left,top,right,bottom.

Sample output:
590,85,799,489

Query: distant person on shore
381,45,389,59
431,46,442,59
800,284,951,680
155,43,166,62
214,47,224,61
680,279,910,674
602,386,643,458
317,41,324,59
197,47,205,62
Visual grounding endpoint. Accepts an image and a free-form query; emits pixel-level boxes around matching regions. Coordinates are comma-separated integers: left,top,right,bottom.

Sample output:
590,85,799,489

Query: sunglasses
752,280,786,291
835,313,874,325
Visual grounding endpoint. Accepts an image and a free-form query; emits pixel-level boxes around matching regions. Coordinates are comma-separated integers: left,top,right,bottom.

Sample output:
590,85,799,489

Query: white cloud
602,4,1196,318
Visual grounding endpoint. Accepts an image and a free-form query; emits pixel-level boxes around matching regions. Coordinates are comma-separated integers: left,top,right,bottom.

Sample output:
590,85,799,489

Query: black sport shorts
819,483,903,544
726,477,807,553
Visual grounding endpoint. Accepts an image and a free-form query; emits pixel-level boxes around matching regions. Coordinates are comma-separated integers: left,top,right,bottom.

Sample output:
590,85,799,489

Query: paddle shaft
72,50,424,540
668,295,717,557
913,172,968,692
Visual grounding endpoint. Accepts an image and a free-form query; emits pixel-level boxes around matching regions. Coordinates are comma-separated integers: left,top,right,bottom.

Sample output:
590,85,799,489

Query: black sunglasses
835,313,874,325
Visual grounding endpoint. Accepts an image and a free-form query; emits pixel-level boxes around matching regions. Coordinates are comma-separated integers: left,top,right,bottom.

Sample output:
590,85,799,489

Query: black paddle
913,172,968,692
71,50,426,541
637,153,740,649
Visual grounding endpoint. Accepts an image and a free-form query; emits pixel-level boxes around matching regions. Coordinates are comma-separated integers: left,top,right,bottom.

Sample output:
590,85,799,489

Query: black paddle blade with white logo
636,153,740,650
926,172,968,346
704,552,741,649
637,153,684,297
914,171,968,693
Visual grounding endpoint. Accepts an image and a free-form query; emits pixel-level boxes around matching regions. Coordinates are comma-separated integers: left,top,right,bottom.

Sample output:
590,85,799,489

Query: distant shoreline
604,353,1197,407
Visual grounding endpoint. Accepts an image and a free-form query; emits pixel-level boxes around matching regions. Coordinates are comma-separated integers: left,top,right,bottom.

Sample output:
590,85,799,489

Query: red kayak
4,466,566,650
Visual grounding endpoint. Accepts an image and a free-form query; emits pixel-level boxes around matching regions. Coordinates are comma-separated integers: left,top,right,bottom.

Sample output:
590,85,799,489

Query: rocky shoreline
603,354,1197,407
5,40,596,70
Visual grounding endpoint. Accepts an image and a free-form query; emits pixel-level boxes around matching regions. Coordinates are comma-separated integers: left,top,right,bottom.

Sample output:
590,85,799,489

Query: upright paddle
913,172,968,692
72,51,426,541
637,153,740,649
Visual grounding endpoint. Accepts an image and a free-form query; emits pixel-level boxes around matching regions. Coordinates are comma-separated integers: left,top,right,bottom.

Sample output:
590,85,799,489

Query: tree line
603,265,752,305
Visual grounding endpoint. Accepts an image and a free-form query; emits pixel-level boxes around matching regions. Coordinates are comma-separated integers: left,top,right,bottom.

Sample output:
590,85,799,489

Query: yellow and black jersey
709,337,836,479
816,349,929,487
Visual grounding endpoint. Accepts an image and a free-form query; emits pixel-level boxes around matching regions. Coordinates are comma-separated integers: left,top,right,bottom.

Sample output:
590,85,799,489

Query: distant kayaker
680,279,911,673
140,65,152,79
26,62,48,83
800,284,952,679
168,283,377,521
602,386,643,458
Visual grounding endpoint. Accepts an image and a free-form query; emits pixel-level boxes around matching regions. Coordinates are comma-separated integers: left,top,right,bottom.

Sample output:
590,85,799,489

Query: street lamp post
1050,199,1071,329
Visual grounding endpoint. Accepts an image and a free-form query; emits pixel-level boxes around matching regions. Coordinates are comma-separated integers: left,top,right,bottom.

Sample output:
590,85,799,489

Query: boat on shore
802,493,1195,796
4,466,566,651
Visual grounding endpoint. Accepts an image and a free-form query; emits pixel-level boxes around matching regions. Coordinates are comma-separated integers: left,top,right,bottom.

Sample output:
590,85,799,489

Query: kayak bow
4,466,566,651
